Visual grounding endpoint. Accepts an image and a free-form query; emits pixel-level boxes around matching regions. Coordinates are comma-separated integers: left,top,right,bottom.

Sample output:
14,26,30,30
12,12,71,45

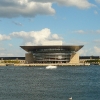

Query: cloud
78,49,88,56
73,29,100,34
0,0,96,18
96,30,100,33
94,39,100,43
93,39,100,47
30,0,95,9
95,0,100,3
0,53,14,57
28,18,33,22
7,53,14,56
78,43,100,56
89,30,100,34
10,28,62,46
79,46,97,56
0,34,10,41
12,21,23,26
74,30,86,34
94,10,98,14
9,44,13,47
0,53,6,56
0,48,6,51
58,0,95,9
94,46,100,54
51,34,62,40
0,0,55,18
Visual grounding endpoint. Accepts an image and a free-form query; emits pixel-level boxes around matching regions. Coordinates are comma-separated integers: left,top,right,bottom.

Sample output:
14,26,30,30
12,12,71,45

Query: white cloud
78,49,88,56
74,30,86,34
78,46,97,56
94,10,98,14
94,46,100,54
10,28,62,46
0,53,14,57
95,0,100,3
96,30,100,33
0,34,10,41
11,31,28,38
0,53,6,56
9,44,13,47
0,48,6,51
94,39,100,43
0,0,55,18
7,54,14,56
30,0,95,9
52,34,62,39
58,0,95,9
0,0,95,18
73,29,100,34
79,46,100,56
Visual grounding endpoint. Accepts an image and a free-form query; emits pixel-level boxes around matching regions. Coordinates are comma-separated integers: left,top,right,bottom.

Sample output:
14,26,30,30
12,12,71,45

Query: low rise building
20,45,83,64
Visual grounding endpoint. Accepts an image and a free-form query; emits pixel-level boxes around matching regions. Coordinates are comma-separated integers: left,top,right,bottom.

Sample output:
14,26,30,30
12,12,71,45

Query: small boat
69,97,72,100
46,65,57,69
6,63,14,66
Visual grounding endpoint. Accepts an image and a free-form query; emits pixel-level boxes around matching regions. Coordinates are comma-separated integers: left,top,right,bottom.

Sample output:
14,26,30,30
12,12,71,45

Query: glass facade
31,48,74,63
32,49,71,63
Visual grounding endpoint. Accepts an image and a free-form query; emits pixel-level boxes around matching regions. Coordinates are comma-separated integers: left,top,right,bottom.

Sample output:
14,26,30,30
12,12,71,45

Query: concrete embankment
14,63,90,66
0,64,6,66
0,63,90,66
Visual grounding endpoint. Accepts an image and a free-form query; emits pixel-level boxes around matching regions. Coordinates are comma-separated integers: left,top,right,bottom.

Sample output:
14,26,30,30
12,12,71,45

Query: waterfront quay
0,63,90,66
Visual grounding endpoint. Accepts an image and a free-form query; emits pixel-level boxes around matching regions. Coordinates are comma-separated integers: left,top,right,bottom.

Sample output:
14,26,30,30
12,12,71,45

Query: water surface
0,66,100,100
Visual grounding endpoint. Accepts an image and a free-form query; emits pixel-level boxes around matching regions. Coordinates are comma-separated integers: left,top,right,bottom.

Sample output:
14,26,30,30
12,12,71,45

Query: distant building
79,56,100,64
20,45,83,64
0,57,25,64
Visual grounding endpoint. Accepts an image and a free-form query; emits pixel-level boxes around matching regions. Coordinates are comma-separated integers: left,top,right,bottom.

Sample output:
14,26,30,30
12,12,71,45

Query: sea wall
0,63,90,66
14,63,90,66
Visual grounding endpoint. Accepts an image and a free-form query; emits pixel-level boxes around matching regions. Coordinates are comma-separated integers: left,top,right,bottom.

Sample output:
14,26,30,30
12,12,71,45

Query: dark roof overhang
20,45,84,52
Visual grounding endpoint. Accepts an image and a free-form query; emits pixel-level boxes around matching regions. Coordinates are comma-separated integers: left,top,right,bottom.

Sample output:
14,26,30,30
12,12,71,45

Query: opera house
20,44,83,64
0,40,100,66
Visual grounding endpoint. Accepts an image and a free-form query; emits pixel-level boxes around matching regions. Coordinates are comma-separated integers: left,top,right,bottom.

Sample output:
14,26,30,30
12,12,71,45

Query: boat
46,65,57,69
6,63,14,66
69,97,72,100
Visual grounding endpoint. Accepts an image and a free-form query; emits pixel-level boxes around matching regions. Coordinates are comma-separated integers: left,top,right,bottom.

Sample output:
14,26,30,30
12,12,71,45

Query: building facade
20,45,83,64
79,56,100,64
0,57,25,64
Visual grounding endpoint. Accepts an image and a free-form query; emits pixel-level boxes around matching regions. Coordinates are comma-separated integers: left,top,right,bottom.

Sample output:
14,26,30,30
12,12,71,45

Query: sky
0,0,100,57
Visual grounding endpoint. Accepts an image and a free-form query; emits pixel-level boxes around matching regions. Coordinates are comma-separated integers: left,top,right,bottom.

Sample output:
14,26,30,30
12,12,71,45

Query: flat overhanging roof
20,45,84,52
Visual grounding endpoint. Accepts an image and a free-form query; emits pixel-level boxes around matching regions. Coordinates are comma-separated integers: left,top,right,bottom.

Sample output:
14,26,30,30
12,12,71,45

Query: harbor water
0,65,100,100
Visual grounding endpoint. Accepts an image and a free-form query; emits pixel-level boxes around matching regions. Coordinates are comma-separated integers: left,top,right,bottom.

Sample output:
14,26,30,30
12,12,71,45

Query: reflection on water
0,66,100,100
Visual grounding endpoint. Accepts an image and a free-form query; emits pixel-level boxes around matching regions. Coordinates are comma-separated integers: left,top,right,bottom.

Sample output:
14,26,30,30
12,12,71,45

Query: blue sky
0,0,100,57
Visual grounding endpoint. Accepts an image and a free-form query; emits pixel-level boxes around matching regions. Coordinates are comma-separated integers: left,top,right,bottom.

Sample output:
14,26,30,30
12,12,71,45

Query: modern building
20,45,83,64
